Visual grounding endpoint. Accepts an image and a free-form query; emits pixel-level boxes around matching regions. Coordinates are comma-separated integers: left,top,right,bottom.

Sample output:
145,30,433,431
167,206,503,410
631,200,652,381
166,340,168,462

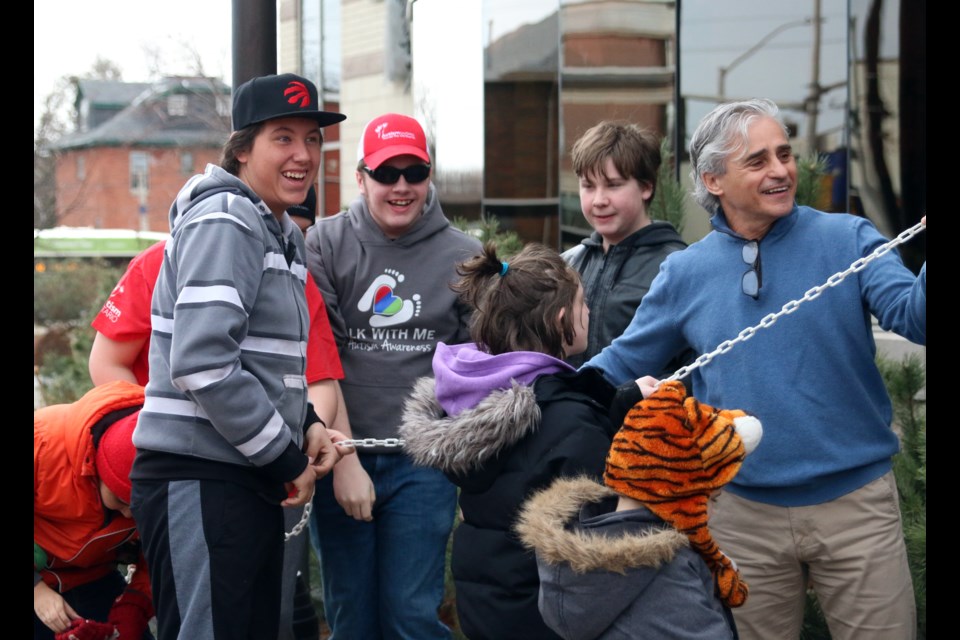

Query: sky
680,0,847,145
36,0,898,153
34,0,233,130
681,0,899,146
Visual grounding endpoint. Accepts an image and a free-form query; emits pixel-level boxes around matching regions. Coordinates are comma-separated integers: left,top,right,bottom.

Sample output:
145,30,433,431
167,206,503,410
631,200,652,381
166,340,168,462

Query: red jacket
34,380,151,602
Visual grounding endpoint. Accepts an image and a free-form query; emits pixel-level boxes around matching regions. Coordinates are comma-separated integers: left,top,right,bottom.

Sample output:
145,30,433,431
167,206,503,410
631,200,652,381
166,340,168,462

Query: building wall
279,0,351,214
485,82,557,200
338,0,413,210
54,146,221,231
278,0,301,73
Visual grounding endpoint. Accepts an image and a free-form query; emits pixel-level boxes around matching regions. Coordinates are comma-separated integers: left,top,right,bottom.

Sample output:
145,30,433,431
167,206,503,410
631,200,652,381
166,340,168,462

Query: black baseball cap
232,73,346,131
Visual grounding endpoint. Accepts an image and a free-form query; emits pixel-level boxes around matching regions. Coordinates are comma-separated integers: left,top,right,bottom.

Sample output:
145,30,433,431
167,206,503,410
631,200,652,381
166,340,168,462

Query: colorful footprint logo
358,270,421,327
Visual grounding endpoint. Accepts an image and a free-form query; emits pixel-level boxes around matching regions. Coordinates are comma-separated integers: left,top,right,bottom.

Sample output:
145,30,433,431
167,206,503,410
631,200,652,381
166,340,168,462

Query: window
301,0,341,93
130,152,149,194
167,94,188,117
180,151,194,175
216,96,230,117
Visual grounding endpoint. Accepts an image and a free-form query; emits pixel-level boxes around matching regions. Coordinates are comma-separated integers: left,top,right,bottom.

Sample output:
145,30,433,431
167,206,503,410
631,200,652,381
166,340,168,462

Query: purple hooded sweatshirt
432,342,575,417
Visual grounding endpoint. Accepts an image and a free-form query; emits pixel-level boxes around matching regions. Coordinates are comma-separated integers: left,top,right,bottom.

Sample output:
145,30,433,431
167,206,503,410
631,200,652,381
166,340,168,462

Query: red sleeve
90,241,166,386
91,241,165,340
305,271,344,383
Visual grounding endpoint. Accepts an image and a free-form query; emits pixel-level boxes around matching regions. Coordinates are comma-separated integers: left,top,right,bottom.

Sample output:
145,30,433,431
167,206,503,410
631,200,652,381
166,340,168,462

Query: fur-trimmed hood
400,375,541,477
516,476,687,575
516,476,729,640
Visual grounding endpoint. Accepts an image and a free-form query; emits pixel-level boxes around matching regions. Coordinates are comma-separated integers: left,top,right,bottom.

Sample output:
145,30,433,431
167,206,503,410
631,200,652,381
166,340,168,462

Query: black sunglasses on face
362,164,431,185
741,240,762,299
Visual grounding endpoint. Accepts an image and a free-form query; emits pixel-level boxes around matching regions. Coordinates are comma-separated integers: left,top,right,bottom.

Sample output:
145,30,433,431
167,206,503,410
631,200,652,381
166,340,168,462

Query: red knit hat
95,411,139,505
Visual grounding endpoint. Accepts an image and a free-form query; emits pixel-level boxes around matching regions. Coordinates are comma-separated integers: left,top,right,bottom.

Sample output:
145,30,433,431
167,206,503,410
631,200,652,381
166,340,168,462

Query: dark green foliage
35,327,97,405
648,137,687,234
879,353,926,639
451,214,524,258
794,153,828,209
34,259,124,327
34,259,125,405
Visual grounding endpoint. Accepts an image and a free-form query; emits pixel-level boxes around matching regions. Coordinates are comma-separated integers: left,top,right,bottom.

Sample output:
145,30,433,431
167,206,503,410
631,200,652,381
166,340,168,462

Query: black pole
233,0,277,92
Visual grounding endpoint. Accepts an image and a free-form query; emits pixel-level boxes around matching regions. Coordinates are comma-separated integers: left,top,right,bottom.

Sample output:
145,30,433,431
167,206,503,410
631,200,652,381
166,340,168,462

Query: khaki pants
709,471,916,640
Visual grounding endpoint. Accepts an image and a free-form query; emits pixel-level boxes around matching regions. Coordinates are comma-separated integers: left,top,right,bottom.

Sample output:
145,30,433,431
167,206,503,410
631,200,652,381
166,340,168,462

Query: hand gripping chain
663,219,926,384
284,439,407,539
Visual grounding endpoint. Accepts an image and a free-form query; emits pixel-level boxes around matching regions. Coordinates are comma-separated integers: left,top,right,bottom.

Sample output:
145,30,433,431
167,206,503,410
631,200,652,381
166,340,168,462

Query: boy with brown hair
562,121,686,367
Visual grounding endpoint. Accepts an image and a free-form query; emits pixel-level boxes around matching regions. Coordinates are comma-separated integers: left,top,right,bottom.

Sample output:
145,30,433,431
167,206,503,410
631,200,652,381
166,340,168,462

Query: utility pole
232,0,277,92
804,0,823,154
717,17,815,101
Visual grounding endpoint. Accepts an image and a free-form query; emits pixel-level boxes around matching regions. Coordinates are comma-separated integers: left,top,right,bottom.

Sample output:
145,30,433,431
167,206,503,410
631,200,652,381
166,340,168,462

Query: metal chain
283,440,406,539
664,219,926,383
337,438,406,448
285,500,312,542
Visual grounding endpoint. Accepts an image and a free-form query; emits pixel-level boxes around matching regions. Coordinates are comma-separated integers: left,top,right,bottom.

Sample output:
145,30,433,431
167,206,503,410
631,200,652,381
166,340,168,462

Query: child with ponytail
400,242,620,640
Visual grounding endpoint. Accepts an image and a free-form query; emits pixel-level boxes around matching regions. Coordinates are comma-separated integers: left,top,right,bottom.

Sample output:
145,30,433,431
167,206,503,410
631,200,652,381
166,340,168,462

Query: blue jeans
310,453,456,640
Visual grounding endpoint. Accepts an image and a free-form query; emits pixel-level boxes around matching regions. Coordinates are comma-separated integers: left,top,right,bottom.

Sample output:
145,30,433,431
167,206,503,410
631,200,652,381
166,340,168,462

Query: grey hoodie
135,164,311,487
305,184,481,450
516,476,738,640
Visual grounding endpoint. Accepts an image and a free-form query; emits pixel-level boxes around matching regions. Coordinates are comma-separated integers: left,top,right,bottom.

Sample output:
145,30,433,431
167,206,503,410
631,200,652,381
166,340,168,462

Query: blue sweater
585,206,926,507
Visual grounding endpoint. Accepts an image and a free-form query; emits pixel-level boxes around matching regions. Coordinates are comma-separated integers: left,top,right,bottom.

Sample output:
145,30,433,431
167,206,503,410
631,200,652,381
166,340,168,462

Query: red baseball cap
357,113,431,170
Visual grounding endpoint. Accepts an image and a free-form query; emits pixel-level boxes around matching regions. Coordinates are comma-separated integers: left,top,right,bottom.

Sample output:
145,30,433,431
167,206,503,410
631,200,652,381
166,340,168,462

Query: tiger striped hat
604,380,762,607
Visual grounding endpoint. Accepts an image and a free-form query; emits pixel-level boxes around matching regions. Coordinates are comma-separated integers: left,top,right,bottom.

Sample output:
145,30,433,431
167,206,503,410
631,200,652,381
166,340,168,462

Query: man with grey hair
582,98,925,639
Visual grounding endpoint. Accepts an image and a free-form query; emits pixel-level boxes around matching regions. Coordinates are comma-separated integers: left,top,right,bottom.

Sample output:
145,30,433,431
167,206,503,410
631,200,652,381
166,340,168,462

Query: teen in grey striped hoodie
129,74,350,640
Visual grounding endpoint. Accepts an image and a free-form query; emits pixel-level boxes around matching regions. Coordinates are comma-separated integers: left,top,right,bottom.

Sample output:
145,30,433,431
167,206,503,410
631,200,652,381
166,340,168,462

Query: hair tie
499,261,509,276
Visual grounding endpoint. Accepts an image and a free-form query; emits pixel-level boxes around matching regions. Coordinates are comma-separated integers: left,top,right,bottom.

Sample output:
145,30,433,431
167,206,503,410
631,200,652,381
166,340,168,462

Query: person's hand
35,580,80,633
921,215,926,226
304,425,354,481
635,375,661,398
609,375,660,428
325,428,356,460
332,455,376,521
53,618,118,640
282,464,317,507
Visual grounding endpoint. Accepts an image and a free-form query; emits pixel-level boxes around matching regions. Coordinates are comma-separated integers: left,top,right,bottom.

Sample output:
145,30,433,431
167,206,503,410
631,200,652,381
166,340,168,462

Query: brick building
51,77,231,232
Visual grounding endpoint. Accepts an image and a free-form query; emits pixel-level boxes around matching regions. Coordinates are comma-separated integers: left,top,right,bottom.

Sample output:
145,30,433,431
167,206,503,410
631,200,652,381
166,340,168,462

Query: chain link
664,219,925,383
285,500,312,542
337,438,406,448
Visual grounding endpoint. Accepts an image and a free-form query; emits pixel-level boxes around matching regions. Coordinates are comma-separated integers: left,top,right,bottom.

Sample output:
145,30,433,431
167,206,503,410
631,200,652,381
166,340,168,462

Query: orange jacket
34,380,151,601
